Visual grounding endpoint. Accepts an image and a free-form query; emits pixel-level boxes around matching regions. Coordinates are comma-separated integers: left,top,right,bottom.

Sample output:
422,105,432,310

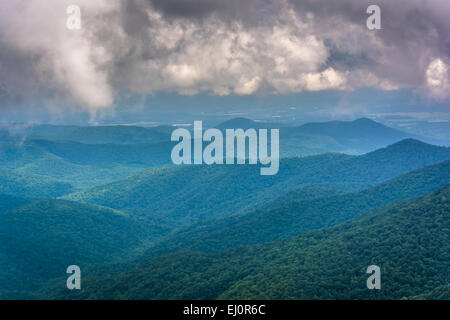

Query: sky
0,0,449,126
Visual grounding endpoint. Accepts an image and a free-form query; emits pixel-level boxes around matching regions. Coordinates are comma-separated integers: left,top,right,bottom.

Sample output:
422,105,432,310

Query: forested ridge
137,159,450,258
53,184,450,300
0,121,448,300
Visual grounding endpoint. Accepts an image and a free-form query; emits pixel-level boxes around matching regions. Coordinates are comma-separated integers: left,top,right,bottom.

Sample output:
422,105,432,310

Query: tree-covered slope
0,142,49,169
0,168,74,198
65,154,352,224
26,124,173,145
283,118,421,154
66,139,450,226
0,138,174,169
0,194,32,213
15,155,144,189
61,184,450,300
0,199,172,294
407,285,450,300
27,139,174,167
215,117,425,157
0,139,173,190
141,159,450,257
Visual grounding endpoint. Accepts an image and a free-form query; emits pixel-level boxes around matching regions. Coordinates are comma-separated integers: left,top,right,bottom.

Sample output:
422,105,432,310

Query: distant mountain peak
215,117,277,130
298,117,390,129
364,138,450,160
354,117,374,122
352,117,378,124
216,117,257,128
389,138,431,147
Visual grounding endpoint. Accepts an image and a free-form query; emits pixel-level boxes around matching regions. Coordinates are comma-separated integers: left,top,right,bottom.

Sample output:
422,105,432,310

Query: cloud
0,0,116,113
426,58,450,100
1,0,450,114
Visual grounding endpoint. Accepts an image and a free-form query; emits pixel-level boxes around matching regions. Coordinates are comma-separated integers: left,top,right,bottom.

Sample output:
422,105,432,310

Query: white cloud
235,76,261,95
426,58,450,100
0,0,116,112
1,0,450,114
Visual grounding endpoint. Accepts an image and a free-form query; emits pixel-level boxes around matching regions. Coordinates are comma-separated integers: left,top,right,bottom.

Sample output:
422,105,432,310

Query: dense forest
137,159,450,258
53,184,450,300
0,119,448,300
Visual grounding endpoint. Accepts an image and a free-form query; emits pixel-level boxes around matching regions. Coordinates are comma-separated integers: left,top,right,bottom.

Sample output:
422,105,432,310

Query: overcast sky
0,0,449,124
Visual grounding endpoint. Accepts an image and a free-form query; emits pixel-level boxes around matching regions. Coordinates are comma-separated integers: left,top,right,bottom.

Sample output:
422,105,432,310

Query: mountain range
0,117,448,300
51,183,450,300
137,159,450,258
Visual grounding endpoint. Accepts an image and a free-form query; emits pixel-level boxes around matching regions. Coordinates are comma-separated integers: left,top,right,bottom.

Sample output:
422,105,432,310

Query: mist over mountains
55,183,450,300
0,117,449,300
2,0,450,303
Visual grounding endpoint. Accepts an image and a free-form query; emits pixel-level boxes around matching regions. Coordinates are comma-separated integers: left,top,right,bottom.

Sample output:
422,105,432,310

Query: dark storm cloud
290,0,450,63
287,0,450,92
0,0,449,115
149,0,265,23
121,0,151,36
